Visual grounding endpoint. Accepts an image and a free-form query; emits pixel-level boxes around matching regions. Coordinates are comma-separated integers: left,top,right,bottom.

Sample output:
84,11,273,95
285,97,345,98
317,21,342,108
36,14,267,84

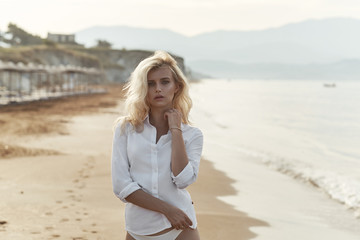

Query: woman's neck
149,108,170,143
149,108,168,129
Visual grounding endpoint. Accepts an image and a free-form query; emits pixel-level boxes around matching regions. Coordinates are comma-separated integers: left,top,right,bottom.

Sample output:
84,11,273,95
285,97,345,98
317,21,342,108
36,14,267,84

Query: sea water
190,79,360,219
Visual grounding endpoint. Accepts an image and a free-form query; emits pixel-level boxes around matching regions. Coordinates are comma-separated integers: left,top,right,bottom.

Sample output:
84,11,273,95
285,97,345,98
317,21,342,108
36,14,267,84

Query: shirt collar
144,115,151,126
143,115,185,130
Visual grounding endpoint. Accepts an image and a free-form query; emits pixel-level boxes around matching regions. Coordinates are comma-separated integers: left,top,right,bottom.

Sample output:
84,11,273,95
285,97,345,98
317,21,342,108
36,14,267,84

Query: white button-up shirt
111,116,203,235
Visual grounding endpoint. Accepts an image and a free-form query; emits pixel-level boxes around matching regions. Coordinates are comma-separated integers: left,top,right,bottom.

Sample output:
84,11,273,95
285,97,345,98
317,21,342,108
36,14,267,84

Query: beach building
47,33,76,44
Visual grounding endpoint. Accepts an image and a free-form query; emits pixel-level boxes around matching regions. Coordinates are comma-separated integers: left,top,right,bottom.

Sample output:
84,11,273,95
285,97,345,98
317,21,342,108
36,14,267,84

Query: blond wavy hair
119,50,192,132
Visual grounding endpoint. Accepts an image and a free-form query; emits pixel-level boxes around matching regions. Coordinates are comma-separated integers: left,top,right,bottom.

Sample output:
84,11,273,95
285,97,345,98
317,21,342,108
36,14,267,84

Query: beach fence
0,60,105,105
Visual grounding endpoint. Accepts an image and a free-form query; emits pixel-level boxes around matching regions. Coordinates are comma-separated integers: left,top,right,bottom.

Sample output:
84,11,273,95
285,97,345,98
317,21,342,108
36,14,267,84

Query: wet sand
0,84,265,239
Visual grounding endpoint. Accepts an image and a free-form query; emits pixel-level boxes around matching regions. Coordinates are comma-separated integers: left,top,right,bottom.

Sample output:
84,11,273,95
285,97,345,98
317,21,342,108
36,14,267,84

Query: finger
163,112,170,120
185,217,193,226
164,110,174,118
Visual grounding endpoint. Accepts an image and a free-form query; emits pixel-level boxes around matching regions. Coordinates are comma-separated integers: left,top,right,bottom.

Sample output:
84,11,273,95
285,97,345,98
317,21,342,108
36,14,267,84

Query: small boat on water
323,83,336,88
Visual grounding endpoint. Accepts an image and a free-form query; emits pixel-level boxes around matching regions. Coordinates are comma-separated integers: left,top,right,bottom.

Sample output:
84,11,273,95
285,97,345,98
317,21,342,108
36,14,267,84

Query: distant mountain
76,26,187,53
76,18,360,79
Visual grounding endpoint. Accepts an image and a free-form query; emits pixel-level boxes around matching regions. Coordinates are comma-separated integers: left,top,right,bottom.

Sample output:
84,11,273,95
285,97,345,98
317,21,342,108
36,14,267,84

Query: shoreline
190,79,360,240
188,159,268,239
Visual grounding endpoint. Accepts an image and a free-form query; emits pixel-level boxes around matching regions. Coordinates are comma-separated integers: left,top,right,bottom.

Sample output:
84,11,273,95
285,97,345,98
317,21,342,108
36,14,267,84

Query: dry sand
0,85,265,239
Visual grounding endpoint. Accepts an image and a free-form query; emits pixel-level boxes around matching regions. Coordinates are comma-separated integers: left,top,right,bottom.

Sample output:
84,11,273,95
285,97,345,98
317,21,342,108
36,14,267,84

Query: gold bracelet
170,127,182,132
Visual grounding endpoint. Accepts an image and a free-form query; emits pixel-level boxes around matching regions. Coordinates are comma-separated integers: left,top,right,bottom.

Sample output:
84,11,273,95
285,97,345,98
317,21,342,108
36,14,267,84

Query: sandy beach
0,85,266,239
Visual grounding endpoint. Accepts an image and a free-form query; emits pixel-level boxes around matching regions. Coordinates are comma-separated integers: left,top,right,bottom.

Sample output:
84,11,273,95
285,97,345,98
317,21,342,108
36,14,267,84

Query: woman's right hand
163,205,193,230
126,190,192,230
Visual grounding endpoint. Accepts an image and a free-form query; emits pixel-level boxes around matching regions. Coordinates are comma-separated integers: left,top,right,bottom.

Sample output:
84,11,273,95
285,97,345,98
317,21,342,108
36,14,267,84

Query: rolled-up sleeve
171,128,203,189
111,123,141,202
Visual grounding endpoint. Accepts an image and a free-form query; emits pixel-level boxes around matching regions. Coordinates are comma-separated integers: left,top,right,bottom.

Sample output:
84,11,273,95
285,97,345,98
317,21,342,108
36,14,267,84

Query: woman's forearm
170,129,189,176
125,189,171,215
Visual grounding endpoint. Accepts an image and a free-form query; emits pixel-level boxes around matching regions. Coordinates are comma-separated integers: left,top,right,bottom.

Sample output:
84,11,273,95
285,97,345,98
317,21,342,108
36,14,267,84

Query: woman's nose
155,84,161,92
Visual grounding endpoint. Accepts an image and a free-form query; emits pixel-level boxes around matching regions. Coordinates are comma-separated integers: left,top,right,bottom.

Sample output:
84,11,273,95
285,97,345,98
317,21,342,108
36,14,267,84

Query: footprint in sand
85,162,95,170
45,212,53,216
72,177,85,188
68,195,82,202
51,234,61,238
45,226,54,231
82,226,97,234
60,218,69,222
76,183,86,189
88,165,95,170
0,221,7,232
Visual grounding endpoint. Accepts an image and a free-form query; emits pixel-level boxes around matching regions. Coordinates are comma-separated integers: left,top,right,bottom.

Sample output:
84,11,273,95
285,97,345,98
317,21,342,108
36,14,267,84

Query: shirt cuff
171,163,194,189
118,182,142,203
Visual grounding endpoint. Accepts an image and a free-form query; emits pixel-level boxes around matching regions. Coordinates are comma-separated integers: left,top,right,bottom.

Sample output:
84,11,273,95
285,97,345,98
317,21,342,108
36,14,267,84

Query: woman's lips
154,96,164,100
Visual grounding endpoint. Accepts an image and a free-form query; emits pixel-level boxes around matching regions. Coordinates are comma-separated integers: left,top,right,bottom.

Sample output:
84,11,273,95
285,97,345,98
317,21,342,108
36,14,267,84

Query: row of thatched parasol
0,60,105,105
0,60,101,75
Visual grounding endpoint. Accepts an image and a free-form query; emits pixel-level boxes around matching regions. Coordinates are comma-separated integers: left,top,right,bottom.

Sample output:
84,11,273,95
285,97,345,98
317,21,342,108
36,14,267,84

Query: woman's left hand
164,109,182,130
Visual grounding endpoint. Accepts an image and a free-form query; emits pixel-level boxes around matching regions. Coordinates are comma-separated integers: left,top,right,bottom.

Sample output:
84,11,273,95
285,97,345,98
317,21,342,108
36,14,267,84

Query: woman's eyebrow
147,77,171,81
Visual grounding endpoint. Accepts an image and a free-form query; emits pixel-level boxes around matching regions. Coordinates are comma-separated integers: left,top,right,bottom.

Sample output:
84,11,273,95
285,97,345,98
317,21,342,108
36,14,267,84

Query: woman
111,51,203,240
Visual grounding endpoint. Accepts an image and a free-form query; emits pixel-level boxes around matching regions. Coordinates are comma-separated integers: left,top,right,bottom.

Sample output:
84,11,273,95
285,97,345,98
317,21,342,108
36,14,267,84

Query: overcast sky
1,0,359,37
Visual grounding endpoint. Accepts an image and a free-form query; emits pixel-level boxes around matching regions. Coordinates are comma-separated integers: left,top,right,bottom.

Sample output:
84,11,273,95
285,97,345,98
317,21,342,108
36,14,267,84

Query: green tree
6,23,43,46
95,39,112,49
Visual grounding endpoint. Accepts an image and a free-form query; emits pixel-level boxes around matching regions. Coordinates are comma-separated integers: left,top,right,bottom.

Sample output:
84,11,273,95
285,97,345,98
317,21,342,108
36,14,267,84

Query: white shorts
128,229,182,240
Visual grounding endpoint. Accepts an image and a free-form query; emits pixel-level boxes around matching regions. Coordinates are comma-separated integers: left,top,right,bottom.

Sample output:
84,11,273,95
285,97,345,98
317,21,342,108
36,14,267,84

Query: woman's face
146,66,179,111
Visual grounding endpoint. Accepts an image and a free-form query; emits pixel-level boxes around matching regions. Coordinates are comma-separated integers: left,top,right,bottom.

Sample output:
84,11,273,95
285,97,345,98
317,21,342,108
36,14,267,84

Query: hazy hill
189,59,360,79
76,26,188,54
76,18,360,79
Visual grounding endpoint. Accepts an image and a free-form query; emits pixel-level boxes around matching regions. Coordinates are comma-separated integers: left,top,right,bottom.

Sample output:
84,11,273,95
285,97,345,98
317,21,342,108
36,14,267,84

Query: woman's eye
148,82,155,86
162,81,170,85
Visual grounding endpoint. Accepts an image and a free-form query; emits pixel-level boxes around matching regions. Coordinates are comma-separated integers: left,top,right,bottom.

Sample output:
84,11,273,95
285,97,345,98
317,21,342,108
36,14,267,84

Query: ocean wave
235,146,360,219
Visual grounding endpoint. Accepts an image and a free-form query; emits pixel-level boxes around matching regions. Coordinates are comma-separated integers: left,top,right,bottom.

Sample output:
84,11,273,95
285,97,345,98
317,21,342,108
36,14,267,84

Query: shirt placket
151,129,159,197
